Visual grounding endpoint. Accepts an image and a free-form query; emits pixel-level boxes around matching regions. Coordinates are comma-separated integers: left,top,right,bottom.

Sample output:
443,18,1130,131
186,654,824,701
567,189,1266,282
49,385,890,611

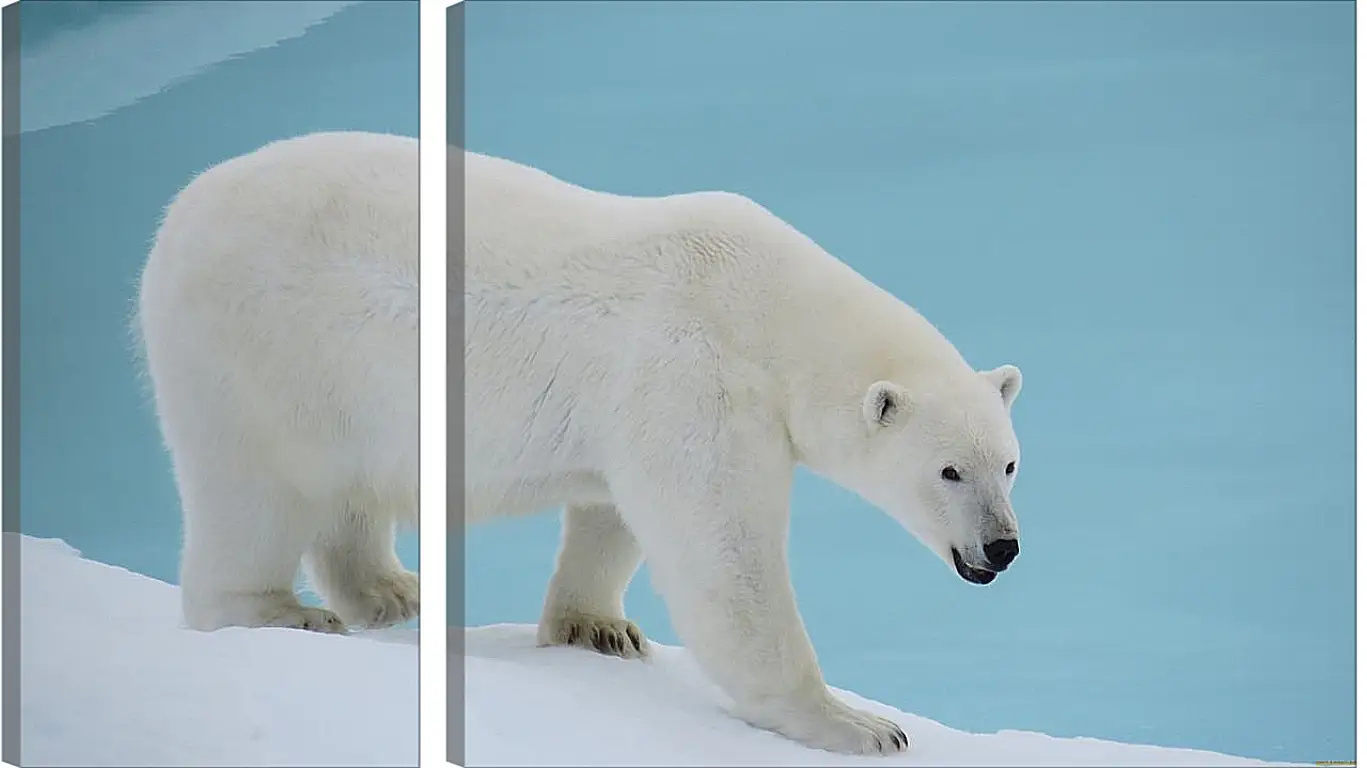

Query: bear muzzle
952,537,1019,585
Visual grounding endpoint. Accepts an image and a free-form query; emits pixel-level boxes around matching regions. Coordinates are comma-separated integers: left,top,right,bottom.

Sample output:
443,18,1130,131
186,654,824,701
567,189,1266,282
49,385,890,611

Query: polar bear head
854,364,1024,585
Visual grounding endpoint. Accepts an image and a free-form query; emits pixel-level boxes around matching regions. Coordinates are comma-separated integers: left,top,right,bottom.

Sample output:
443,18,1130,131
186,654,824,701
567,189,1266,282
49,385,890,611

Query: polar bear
463,150,1025,756
137,132,420,633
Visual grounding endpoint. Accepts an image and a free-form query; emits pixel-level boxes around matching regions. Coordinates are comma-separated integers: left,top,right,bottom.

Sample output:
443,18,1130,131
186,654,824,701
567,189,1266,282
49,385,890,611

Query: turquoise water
17,0,419,601
461,1,1355,763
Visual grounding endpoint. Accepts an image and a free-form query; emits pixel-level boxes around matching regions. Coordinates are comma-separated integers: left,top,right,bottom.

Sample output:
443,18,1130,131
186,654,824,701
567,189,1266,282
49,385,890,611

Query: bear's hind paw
329,568,421,630
262,605,349,635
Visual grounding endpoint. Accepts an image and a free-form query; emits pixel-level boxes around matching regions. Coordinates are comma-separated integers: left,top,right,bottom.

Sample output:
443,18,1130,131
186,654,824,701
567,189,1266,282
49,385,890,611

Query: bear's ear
863,381,910,429
981,364,1022,410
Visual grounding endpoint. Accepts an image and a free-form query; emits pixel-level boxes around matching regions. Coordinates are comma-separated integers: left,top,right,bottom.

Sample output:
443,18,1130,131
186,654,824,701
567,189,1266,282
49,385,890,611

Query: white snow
11,534,1303,767
461,623,1301,767
15,534,417,767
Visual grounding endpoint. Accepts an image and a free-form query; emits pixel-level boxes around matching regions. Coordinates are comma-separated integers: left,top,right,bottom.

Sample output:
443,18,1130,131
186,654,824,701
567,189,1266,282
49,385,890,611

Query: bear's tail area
126,238,161,410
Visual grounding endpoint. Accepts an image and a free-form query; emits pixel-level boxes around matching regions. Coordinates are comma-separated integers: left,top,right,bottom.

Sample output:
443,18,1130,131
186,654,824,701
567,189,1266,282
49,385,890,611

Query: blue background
17,0,419,606
461,1,1356,763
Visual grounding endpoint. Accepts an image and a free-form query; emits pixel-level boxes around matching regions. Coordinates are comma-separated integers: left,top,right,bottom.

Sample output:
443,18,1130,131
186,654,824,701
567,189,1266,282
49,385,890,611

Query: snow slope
461,624,1299,767
15,534,417,767
9,534,1302,767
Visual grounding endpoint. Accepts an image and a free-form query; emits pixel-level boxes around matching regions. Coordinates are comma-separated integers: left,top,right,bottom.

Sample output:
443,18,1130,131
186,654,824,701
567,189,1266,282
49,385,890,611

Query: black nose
984,538,1019,571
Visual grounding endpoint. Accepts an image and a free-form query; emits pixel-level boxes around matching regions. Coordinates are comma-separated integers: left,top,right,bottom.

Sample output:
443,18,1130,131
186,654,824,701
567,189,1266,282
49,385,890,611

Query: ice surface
10,533,1303,767
16,534,417,767
461,623,1298,767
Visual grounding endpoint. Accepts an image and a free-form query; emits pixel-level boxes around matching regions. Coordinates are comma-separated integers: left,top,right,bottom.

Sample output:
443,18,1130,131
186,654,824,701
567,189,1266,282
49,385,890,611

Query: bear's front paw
741,690,909,756
331,568,421,629
537,610,650,659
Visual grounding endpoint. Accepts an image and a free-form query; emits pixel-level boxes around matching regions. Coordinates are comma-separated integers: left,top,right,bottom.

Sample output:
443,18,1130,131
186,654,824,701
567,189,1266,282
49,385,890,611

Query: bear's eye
1005,461,1016,476
941,466,962,482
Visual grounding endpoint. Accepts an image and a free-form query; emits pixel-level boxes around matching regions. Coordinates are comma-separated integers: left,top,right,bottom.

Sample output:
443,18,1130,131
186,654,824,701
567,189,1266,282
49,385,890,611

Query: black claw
556,621,648,657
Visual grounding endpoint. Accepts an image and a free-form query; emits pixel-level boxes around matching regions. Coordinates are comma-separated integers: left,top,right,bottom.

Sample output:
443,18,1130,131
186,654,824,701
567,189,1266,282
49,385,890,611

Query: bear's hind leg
178,464,346,634
537,503,648,659
304,497,419,630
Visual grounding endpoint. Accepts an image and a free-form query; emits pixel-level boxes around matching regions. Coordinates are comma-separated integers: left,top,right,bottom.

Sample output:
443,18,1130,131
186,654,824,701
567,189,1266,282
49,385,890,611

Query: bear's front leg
608,414,909,756
538,503,649,659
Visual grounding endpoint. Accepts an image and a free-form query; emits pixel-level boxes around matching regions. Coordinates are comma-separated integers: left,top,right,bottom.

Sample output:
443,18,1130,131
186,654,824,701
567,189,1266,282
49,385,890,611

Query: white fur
463,150,1025,756
137,132,420,633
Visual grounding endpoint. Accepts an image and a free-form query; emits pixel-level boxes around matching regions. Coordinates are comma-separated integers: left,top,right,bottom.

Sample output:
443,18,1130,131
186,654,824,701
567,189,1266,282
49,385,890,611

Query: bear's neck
762,244,975,480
